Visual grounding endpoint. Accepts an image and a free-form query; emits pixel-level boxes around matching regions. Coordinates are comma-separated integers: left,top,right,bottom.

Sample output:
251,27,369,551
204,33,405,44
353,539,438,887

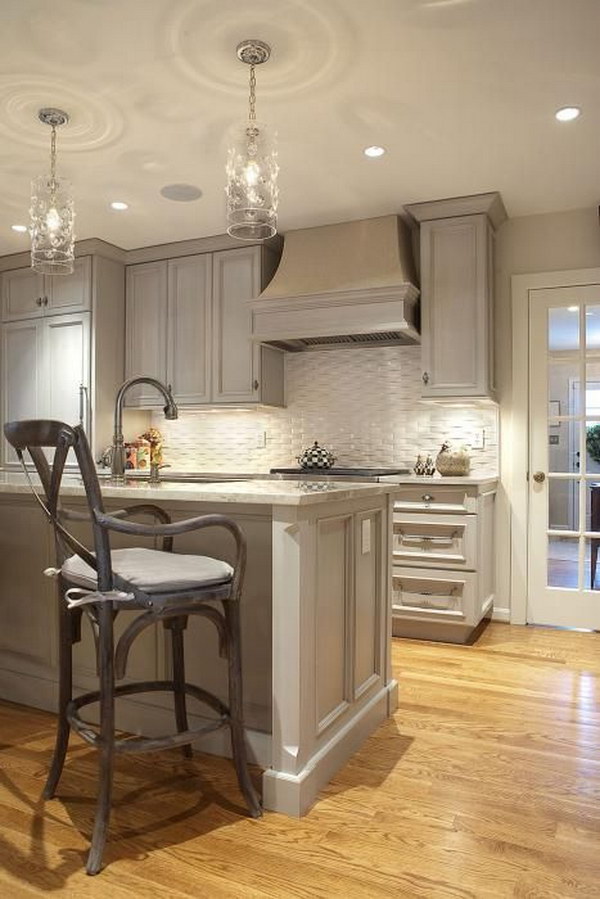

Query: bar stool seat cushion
62,547,233,594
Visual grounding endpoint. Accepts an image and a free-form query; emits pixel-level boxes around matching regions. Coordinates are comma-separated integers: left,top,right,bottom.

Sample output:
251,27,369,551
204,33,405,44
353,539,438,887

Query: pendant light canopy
30,108,75,275
226,40,278,241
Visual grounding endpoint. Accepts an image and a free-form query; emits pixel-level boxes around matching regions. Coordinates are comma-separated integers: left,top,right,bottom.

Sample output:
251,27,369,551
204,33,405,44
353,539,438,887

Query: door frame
510,267,600,624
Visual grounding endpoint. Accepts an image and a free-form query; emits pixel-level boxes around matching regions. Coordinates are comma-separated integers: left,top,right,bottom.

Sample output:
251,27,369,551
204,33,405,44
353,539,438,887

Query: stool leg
224,601,262,818
86,602,115,876
168,617,193,759
44,594,79,799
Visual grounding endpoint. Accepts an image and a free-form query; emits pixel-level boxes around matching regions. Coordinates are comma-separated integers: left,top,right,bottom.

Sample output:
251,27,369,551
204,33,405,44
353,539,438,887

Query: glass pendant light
226,40,278,241
30,108,75,275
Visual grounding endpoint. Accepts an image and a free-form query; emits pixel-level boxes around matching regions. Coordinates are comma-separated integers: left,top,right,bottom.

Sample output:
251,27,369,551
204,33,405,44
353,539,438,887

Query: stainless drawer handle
395,583,459,598
398,531,459,544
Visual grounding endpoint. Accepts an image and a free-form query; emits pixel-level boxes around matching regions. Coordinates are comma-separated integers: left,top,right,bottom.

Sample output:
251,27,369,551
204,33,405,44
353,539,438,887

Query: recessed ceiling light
568,306,578,312
110,201,129,211
364,145,386,158
555,106,581,122
11,224,27,233
160,183,203,202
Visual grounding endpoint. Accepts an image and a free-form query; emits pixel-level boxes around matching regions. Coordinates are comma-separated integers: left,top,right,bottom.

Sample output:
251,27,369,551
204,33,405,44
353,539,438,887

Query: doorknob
533,471,546,483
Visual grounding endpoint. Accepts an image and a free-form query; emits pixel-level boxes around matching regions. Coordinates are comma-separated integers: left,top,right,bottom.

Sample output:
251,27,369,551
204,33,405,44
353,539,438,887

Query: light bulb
244,161,260,186
46,207,61,232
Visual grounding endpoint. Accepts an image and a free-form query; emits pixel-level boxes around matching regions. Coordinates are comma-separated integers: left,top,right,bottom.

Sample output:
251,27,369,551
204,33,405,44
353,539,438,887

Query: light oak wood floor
1,622,600,898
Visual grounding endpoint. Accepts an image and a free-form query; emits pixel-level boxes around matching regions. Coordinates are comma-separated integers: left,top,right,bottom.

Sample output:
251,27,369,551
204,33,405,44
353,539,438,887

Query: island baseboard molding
262,679,398,817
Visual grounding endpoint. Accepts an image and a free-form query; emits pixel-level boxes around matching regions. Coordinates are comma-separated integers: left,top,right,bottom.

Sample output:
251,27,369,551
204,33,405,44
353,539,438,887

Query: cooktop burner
270,467,410,478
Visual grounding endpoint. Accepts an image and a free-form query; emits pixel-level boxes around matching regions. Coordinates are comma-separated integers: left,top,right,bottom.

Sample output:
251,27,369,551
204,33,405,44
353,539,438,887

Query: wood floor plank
2,621,600,896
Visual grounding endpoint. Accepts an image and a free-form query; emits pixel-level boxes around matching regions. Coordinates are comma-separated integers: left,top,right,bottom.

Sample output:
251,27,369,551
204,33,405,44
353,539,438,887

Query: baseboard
0,665,271,767
491,606,511,622
262,681,395,817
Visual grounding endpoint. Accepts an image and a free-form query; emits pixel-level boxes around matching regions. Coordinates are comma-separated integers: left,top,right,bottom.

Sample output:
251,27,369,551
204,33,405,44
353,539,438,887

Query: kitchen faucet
111,377,178,479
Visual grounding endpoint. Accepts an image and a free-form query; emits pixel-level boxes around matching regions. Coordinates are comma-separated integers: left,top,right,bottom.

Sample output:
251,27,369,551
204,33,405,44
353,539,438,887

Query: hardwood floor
1,622,600,897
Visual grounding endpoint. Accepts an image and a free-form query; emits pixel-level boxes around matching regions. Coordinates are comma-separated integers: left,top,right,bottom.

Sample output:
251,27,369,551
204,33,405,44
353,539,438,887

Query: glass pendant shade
226,119,278,240
30,173,75,275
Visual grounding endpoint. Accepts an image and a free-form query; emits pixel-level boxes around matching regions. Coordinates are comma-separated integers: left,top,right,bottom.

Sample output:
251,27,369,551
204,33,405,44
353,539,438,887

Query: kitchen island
0,474,396,816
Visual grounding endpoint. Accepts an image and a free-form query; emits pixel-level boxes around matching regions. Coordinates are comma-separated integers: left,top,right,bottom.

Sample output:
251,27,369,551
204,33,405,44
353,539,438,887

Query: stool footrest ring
66,680,230,754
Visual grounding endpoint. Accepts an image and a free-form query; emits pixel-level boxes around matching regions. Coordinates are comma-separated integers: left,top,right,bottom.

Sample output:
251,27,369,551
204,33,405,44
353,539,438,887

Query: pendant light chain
50,124,57,189
248,64,257,121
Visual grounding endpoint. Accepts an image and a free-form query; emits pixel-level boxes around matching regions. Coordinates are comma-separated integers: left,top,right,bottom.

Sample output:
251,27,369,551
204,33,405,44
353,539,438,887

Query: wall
494,205,600,617
152,345,498,474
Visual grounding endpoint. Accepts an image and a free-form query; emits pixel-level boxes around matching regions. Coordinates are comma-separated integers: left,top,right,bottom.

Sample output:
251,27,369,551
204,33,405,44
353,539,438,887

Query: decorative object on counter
296,440,337,470
413,455,426,475
30,108,75,275
424,455,436,476
226,39,278,241
435,441,471,476
140,427,164,467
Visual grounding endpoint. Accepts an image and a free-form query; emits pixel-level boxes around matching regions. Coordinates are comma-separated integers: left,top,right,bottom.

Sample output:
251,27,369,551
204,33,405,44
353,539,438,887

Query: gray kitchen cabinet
1,255,91,321
125,261,168,406
391,480,497,643
1,251,126,465
125,245,284,408
404,192,507,401
2,313,90,465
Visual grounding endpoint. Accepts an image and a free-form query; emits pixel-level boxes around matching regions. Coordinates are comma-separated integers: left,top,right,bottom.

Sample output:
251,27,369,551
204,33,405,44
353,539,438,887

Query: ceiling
1,0,598,255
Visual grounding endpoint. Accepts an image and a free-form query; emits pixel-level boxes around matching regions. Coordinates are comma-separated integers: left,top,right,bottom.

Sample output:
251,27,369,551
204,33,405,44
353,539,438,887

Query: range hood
250,215,419,351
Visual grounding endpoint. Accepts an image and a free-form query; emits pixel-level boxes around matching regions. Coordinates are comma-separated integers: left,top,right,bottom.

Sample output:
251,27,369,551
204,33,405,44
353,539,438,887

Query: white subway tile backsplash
152,347,498,474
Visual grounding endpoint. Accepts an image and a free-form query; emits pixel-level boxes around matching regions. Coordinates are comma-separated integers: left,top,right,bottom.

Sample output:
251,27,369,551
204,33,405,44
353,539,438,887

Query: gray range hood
250,215,420,351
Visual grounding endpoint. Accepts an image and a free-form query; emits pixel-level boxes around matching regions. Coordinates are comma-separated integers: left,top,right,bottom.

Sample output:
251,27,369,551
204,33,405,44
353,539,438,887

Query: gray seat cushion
62,547,233,594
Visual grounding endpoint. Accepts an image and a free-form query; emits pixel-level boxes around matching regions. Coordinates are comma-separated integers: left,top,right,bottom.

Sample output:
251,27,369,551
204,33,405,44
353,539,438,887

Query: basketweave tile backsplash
151,346,499,473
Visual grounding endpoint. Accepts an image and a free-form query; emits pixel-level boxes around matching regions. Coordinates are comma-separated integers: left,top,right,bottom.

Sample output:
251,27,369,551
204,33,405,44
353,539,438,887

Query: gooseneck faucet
111,377,178,479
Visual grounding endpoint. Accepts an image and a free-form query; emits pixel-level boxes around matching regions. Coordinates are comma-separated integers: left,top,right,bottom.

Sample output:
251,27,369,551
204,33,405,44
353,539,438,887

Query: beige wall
494,206,600,615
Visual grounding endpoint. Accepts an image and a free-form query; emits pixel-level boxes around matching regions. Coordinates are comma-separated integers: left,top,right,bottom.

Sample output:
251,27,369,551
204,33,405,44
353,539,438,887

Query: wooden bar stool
4,419,261,875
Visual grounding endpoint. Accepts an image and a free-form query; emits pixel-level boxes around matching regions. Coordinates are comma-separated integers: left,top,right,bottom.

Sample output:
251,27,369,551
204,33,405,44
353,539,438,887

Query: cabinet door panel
125,262,168,405
212,247,260,403
44,313,90,432
46,255,91,313
2,268,44,321
2,320,43,464
167,255,211,404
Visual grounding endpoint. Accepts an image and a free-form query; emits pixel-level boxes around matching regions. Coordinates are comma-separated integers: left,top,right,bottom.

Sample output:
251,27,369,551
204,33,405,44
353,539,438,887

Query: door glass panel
548,478,579,531
548,358,581,417
584,538,600,591
585,305,600,349
585,420,600,475
585,362,600,416
548,421,579,473
547,536,579,588
548,306,579,351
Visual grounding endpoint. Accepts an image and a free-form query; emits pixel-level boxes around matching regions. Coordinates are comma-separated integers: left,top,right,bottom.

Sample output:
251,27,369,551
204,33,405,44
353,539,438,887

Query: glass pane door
529,285,600,628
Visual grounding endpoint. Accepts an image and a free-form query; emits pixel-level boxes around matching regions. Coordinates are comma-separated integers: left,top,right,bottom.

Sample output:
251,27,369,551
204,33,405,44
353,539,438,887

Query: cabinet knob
532,471,546,484
36,296,43,307
253,379,259,391
422,494,434,503
422,371,429,385
43,295,48,306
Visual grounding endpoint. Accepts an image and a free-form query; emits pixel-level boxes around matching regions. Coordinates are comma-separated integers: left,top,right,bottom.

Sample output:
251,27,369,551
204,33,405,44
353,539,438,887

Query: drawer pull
398,531,459,545
422,494,434,503
395,582,458,597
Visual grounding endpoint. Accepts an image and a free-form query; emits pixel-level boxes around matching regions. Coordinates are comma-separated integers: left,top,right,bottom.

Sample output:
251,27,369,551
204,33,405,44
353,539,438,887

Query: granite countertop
0,472,393,507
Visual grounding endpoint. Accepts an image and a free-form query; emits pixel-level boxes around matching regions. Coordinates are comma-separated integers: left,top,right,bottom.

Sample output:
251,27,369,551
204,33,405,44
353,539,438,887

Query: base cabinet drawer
393,486,477,514
393,512,476,569
392,567,478,623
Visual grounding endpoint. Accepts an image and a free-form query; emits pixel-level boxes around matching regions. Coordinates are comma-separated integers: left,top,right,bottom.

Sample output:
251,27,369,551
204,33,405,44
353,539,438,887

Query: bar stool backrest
4,419,113,590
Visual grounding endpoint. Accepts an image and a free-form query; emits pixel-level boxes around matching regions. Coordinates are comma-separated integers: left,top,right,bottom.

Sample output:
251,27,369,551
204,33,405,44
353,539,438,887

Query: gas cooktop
270,467,410,479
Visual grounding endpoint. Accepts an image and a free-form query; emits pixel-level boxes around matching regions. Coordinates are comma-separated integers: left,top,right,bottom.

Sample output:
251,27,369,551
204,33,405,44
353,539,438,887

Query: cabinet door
46,255,91,314
420,215,491,398
1,320,44,464
2,268,45,321
125,261,168,406
43,313,90,431
167,255,212,404
212,247,260,403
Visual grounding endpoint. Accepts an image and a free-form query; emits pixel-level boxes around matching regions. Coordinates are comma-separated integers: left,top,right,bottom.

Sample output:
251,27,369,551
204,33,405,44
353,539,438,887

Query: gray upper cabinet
405,192,507,401
125,245,284,408
125,261,168,406
1,256,91,321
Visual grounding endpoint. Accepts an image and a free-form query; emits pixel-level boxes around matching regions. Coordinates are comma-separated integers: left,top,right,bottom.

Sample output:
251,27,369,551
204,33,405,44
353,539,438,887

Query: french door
529,284,600,628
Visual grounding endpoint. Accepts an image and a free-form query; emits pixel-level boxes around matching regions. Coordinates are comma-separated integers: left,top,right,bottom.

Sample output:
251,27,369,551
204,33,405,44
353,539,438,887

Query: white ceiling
1,0,599,255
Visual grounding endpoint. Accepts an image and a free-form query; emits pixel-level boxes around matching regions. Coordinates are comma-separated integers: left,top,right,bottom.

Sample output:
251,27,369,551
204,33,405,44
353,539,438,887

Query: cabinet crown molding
404,191,507,231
